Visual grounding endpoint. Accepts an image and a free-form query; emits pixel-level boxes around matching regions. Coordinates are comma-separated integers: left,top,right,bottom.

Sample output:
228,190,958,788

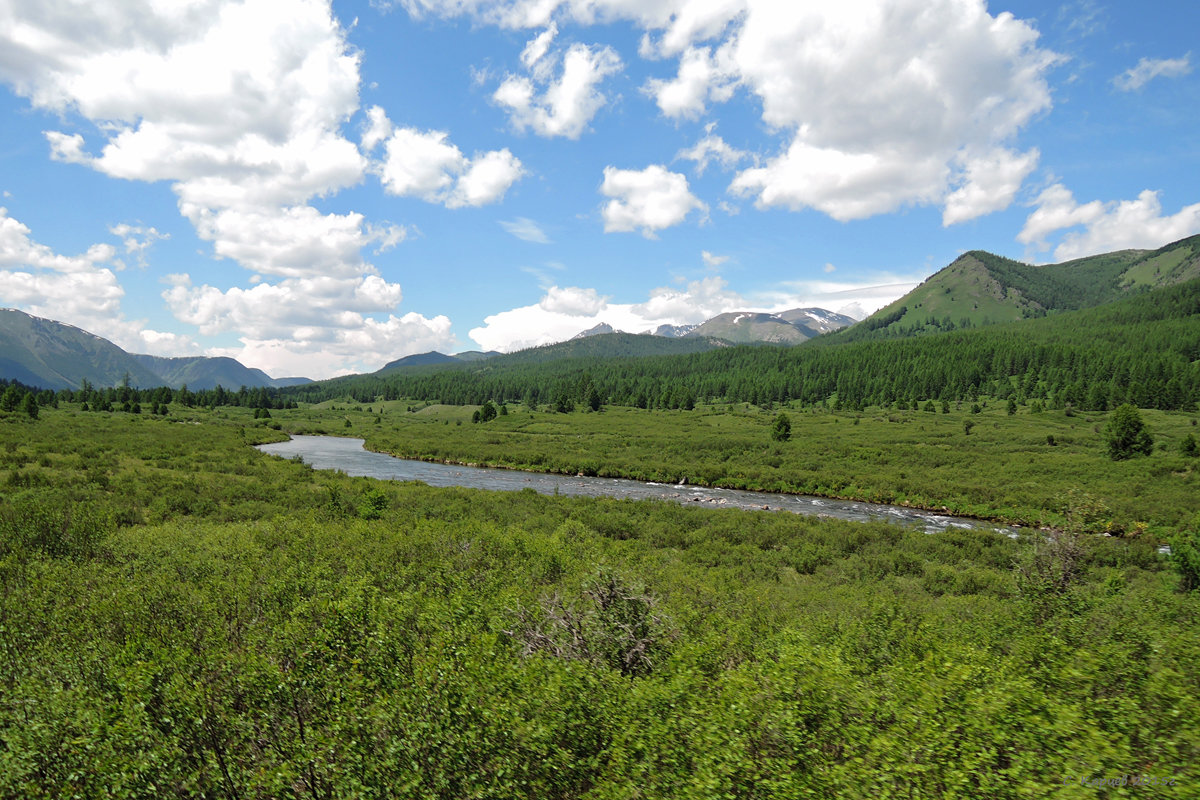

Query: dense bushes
1,411,1198,796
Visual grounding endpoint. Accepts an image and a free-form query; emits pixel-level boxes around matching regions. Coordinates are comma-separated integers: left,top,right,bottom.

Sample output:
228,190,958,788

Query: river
256,435,1020,536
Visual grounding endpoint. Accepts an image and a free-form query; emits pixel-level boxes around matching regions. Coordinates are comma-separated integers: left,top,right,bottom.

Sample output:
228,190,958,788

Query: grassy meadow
1,405,1198,797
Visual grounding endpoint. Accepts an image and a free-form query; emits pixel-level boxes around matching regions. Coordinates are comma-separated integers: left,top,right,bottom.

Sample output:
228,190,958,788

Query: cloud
760,275,925,320
453,148,526,207
520,22,558,72
0,1,480,377
1113,54,1192,91
600,164,707,237
644,46,737,119
469,274,744,352
162,271,455,376
378,125,524,208
44,131,90,164
1018,184,1200,261
701,250,728,267
731,140,948,222
538,285,609,315
361,104,394,152
494,40,622,138
388,1,1057,224
677,129,747,175
500,217,551,243
725,1,1055,221
209,312,456,379
942,148,1040,226
467,269,919,352
109,223,169,268
0,207,187,355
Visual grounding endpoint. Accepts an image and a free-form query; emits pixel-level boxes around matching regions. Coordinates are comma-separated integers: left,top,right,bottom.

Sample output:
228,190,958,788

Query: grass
1,406,1197,796
258,400,1200,536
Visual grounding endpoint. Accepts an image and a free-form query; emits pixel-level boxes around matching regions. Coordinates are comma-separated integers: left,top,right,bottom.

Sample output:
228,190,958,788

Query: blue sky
1,0,1197,378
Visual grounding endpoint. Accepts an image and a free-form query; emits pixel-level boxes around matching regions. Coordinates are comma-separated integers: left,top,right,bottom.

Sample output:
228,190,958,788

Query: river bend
256,435,1019,536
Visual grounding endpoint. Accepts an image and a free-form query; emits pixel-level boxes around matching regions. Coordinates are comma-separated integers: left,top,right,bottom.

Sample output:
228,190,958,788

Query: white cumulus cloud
644,46,737,119
677,128,747,175
538,285,609,316
0,207,185,354
378,125,524,208
389,0,1056,223
494,40,622,138
942,148,1040,226
1018,184,1200,261
600,164,707,237
0,0,483,377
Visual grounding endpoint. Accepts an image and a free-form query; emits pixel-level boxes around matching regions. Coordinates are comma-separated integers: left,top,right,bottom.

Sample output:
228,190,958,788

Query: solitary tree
1104,404,1153,460
771,412,791,442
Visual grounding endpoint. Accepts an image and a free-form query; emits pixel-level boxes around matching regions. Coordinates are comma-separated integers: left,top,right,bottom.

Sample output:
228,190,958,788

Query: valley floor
1,408,1197,797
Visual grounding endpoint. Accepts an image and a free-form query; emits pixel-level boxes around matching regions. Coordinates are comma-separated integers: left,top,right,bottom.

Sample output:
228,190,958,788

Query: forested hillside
286,278,1200,412
839,234,1200,342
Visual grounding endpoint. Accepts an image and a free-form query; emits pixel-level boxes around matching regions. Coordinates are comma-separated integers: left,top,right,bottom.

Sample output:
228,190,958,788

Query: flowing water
256,435,1021,536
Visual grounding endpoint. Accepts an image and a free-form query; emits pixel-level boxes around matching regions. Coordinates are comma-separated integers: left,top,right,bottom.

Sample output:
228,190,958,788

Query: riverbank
285,401,1199,536
257,435,1022,536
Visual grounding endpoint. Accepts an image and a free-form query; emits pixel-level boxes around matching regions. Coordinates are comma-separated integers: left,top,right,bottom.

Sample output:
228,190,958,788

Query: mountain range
4,234,1199,391
0,308,310,391
571,307,857,345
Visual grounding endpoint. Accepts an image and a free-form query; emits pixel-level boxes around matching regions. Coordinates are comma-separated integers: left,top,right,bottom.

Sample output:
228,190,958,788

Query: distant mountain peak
643,323,698,338
571,322,616,339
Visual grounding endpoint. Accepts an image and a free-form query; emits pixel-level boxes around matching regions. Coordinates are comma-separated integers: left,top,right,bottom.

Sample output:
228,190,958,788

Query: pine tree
1104,404,1153,460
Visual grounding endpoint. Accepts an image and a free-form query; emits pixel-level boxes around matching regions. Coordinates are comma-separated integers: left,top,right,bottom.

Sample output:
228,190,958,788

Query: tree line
286,278,1200,412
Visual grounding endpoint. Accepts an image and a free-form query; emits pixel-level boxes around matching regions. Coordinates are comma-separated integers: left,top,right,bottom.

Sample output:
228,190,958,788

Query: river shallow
256,435,1020,536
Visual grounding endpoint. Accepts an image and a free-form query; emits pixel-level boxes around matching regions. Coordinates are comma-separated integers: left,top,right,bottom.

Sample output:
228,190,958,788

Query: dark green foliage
22,392,38,419
1180,432,1198,456
1104,404,1154,459
357,486,389,520
771,412,791,441
1171,521,1200,592
282,278,1200,414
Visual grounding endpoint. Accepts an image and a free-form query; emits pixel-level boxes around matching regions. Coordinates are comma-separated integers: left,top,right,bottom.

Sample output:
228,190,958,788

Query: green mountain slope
376,352,461,372
131,355,310,390
839,234,1200,342
497,332,725,364
0,309,163,390
286,276,1200,412
0,308,310,390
